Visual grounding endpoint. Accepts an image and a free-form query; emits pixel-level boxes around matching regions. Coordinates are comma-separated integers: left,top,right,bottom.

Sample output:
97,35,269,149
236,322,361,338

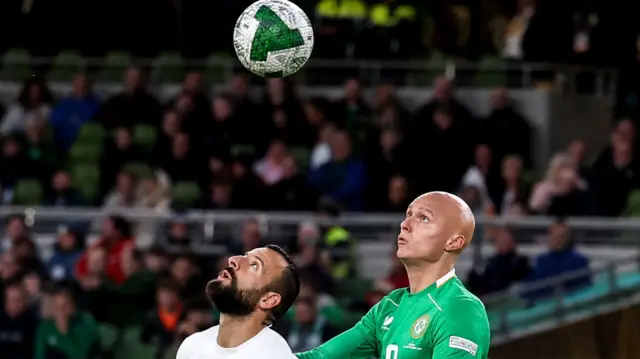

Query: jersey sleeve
295,301,381,359
431,297,491,359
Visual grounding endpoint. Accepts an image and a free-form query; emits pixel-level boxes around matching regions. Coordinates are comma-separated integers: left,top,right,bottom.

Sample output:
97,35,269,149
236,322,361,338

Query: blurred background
1,0,640,358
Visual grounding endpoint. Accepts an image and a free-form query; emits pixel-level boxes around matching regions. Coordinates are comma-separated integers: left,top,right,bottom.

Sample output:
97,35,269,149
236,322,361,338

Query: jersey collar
436,269,456,287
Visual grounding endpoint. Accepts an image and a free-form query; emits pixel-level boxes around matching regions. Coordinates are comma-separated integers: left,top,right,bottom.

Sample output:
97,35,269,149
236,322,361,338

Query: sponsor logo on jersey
403,342,423,351
382,316,394,330
410,314,430,339
449,336,478,356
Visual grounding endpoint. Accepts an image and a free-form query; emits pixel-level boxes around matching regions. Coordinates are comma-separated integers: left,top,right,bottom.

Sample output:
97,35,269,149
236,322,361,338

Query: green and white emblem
410,314,430,339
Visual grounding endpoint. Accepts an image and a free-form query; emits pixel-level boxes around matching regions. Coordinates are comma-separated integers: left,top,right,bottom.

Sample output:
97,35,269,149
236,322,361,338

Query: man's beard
206,267,265,317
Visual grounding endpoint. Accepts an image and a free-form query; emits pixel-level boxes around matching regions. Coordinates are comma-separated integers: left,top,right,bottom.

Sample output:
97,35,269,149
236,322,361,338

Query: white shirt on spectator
310,142,331,170
0,104,51,135
176,325,294,359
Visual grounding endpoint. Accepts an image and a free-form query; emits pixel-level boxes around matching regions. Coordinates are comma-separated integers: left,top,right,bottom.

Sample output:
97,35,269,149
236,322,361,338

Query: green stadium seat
69,143,103,165
2,48,31,81
13,179,44,205
291,147,310,169
76,122,107,144
132,124,158,152
473,56,508,87
203,54,229,83
98,323,120,352
152,52,184,83
49,51,85,81
231,144,256,158
71,164,101,202
172,182,202,208
123,162,154,179
96,51,132,82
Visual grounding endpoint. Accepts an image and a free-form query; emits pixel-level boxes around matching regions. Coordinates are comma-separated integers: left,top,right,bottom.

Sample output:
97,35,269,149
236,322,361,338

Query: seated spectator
47,229,84,283
24,118,57,177
136,173,171,212
0,135,37,203
167,254,201,300
102,171,138,210
0,284,39,359
141,280,185,356
100,127,147,193
96,66,161,130
274,291,339,352
22,272,43,310
1,215,27,252
264,155,317,211
45,169,86,207
0,252,23,296
310,122,336,171
529,153,589,216
12,237,47,279
49,74,101,152
229,155,263,209
142,247,170,275
460,144,500,209
467,227,530,296
294,222,334,295
493,154,531,215
227,219,263,256
166,218,193,249
0,77,53,136
253,139,289,186
309,130,367,211
34,288,101,359
524,219,591,301
75,215,135,284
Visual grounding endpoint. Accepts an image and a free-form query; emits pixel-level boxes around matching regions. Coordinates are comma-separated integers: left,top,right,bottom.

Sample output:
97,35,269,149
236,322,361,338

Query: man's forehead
248,248,287,268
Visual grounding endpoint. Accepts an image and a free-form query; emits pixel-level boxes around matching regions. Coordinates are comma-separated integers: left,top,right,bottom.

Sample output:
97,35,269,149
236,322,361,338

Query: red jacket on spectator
75,237,135,284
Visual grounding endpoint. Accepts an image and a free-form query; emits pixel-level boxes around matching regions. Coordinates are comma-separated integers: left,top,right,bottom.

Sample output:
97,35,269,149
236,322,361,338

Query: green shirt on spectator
34,312,101,359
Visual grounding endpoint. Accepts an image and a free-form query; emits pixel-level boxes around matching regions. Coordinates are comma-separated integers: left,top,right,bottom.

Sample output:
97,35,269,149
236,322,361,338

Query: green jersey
296,270,490,359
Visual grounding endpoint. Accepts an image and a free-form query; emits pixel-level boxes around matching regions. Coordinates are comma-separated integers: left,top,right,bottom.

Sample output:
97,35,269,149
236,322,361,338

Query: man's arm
295,302,380,359
432,298,491,359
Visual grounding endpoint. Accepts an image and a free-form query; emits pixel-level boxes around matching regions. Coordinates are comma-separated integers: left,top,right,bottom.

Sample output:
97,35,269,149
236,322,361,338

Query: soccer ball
233,0,314,78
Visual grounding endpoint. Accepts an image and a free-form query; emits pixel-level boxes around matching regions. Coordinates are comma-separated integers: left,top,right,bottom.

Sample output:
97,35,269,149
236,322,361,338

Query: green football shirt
296,270,490,359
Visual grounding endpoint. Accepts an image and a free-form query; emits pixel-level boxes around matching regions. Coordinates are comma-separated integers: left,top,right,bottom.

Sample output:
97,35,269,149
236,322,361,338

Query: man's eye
420,216,429,223
251,263,258,269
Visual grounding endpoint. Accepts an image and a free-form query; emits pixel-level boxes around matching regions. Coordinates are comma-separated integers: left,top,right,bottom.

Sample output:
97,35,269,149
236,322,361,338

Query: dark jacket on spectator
0,308,39,359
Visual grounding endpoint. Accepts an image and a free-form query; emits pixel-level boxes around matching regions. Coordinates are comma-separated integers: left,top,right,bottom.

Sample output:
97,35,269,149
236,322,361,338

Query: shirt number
385,344,399,359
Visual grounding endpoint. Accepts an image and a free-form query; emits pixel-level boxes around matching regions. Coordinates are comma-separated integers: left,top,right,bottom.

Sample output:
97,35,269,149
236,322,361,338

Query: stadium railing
0,50,617,91
486,254,640,344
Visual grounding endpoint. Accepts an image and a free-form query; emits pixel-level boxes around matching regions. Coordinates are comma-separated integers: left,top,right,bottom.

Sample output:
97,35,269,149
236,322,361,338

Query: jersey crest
410,314,430,339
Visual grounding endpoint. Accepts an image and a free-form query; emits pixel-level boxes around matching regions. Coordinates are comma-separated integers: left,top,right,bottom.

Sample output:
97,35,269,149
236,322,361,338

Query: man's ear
444,235,465,253
259,292,282,311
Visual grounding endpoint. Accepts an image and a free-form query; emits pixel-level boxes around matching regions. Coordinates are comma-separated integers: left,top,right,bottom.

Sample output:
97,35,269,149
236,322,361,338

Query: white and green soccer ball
233,0,314,78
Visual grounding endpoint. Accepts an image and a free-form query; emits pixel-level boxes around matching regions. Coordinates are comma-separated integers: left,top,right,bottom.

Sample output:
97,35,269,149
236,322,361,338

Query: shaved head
398,191,475,263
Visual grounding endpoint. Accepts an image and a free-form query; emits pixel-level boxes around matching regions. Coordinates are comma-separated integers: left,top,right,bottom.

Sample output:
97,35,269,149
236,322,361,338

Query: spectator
309,122,336,171
264,155,318,211
566,139,591,182
467,227,531,296
24,117,57,176
374,175,411,212
166,218,192,249
141,280,185,355
202,94,238,162
102,171,138,210
460,144,500,210
49,74,101,152
34,288,101,359
333,78,371,149
0,284,39,359
45,169,86,207
261,78,306,147
100,127,146,193
529,153,589,216
167,254,201,300
1,216,27,252
365,127,410,208
158,133,204,183
136,173,171,212
0,77,53,136
309,130,367,211
230,156,263,209
75,215,135,284
480,88,533,166
275,293,339,352
253,139,289,186
97,66,161,130
525,219,591,301
592,125,640,216
0,135,37,202
12,237,46,279
493,154,531,215
201,173,236,210
294,222,334,295
227,219,263,255
47,229,84,283
0,252,23,297
415,77,475,127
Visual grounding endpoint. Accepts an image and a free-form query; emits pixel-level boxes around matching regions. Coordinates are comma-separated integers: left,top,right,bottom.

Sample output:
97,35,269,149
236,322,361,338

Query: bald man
296,192,490,359
176,245,300,359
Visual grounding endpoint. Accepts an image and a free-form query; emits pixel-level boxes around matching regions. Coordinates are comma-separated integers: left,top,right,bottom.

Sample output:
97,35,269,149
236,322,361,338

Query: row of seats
0,49,511,86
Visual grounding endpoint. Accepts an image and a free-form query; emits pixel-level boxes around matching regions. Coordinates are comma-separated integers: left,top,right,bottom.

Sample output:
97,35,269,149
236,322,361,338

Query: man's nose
228,256,241,269
400,217,411,232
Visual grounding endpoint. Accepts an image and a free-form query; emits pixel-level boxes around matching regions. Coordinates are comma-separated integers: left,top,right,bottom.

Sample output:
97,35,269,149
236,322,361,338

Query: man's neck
217,314,265,348
403,260,455,294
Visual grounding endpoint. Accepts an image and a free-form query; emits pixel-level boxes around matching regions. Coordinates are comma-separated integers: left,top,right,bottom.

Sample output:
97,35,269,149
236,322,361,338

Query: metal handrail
5,206,640,230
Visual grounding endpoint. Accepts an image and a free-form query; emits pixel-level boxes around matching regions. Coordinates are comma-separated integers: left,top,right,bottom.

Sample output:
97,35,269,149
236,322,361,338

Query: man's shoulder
438,280,489,325
256,327,291,347
181,325,218,348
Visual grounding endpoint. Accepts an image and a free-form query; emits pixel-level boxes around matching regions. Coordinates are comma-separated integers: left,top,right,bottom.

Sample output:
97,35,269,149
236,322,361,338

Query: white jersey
176,325,294,359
